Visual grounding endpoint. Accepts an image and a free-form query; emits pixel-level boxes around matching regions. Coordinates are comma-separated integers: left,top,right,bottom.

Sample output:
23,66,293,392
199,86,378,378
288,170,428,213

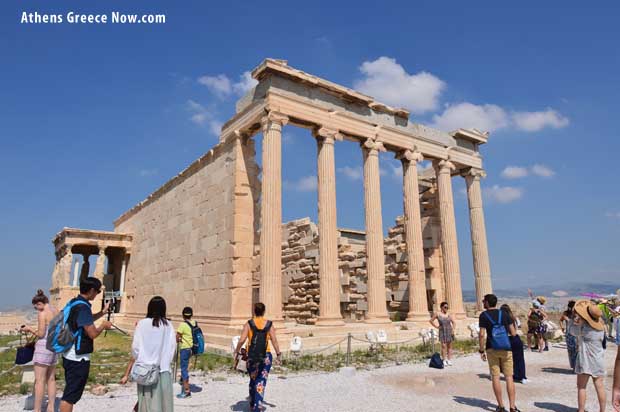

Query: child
176,306,196,399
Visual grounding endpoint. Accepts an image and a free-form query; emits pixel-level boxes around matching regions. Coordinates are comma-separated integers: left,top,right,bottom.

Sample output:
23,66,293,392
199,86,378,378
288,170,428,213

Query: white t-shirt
132,318,177,372
63,343,90,362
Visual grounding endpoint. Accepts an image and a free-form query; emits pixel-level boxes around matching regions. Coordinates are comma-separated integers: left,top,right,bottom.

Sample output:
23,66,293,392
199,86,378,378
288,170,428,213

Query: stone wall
268,183,446,324
114,137,259,325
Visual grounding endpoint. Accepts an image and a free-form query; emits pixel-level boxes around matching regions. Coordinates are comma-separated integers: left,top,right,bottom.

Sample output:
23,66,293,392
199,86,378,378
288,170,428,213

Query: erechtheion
49,59,493,349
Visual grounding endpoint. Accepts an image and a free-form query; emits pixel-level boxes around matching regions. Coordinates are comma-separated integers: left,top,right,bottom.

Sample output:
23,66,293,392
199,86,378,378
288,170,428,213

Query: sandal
510,408,522,412
495,407,507,412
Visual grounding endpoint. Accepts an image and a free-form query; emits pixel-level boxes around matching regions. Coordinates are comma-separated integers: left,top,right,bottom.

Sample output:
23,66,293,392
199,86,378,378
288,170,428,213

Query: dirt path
1,342,617,411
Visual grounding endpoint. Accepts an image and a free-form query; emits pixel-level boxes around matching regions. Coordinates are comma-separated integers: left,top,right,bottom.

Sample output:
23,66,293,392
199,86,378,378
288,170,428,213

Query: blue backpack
46,300,89,354
483,310,512,351
186,321,205,355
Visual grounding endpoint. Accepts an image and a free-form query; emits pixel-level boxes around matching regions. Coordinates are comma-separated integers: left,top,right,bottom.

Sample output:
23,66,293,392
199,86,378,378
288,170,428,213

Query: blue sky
1,1,619,309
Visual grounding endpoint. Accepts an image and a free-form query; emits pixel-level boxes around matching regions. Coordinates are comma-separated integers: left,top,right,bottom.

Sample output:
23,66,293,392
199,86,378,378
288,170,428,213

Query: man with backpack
233,302,282,412
176,306,205,399
59,277,112,412
478,294,521,412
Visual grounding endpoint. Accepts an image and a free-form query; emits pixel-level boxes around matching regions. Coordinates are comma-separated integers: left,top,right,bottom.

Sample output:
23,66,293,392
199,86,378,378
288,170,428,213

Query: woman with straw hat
573,299,606,412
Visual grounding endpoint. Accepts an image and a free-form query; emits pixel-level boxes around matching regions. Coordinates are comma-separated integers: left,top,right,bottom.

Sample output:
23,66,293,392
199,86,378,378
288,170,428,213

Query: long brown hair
32,289,49,305
500,304,517,325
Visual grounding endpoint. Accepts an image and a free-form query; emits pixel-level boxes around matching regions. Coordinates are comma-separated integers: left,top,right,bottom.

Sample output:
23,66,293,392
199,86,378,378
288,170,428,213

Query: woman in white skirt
121,296,177,412
20,289,58,412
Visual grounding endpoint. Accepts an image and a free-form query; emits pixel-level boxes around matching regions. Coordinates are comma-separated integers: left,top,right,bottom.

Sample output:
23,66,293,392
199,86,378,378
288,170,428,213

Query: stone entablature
52,228,133,253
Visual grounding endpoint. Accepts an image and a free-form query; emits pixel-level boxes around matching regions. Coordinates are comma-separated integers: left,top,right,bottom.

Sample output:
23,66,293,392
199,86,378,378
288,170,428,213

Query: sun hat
536,296,547,305
574,300,604,331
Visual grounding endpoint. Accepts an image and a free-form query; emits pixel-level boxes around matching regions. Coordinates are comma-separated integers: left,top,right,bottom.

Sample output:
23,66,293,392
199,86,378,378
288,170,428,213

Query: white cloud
500,164,556,179
232,71,258,95
198,71,258,99
431,102,509,133
431,103,569,135
139,169,158,177
186,99,222,137
284,176,317,192
531,164,556,178
338,166,363,180
484,185,523,204
197,74,232,98
501,166,529,179
512,108,569,132
354,57,445,114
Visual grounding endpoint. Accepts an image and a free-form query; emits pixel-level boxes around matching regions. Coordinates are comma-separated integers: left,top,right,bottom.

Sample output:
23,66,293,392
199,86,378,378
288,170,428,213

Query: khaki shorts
487,349,513,378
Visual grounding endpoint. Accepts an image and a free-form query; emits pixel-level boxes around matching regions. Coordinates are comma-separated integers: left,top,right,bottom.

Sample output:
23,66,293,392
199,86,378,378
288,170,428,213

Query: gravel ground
1,342,617,412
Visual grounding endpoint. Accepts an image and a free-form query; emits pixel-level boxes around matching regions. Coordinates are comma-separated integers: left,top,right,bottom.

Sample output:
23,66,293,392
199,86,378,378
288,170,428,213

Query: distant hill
465,281,618,302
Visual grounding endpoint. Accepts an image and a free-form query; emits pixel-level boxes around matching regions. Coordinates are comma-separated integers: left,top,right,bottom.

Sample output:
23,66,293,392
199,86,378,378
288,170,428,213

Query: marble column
58,247,73,287
259,111,288,324
398,149,429,321
80,254,90,282
434,159,466,318
465,169,493,310
314,127,344,326
94,246,107,280
72,260,80,287
362,138,390,323
119,253,128,296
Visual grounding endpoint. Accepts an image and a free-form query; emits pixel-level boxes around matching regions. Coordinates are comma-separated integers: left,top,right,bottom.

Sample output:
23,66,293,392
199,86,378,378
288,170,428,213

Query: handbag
233,348,248,373
130,324,167,386
15,333,36,365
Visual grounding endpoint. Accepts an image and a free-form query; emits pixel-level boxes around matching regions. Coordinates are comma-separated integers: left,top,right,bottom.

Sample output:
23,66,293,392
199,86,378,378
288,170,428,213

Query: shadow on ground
453,396,496,411
533,402,577,412
189,383,203,393
541,367,574,375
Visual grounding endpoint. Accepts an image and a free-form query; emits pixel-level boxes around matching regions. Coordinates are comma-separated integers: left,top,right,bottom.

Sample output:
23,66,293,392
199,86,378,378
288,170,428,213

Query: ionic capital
463,168,486,180
397,149,424,164
435,159,456,174
362,138,386,155
313,127,343,144
97,246,107,256
261,111,289,131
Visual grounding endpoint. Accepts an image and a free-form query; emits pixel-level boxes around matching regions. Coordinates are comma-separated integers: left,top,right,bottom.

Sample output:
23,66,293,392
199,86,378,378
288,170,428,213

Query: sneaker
443,360,448,367
446,360,453,366
521,378,528,384
176,392,191,399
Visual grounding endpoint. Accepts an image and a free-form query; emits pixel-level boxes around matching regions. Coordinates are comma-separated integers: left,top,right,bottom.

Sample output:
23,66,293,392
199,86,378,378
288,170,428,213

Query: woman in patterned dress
20,289,59,412
429,301,455,366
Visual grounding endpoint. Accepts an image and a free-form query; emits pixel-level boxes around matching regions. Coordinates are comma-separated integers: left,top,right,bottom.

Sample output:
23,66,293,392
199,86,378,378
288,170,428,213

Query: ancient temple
50,59,493,349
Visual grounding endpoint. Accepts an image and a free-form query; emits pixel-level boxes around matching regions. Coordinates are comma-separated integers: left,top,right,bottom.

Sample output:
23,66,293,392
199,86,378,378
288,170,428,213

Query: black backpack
248,319,272,364
429,352,444,369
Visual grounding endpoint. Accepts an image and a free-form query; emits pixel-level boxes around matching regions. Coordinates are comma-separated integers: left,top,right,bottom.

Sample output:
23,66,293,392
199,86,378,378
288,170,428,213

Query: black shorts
62,357,90,404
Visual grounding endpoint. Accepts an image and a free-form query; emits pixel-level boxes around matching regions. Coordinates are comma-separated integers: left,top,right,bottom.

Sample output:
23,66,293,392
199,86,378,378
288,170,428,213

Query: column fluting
465,169,493,310
314,128,344,326
259,111,288,324
435,160,466,318
362,138,390,323
398,150,429,321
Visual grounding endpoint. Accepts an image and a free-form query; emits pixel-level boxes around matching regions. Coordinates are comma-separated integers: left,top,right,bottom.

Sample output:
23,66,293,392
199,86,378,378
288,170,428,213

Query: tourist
613,344,619,412
573,299,606,412
501,304,528,384
176,306,196,399
59,278,112,412
560,300,578,371
479,294,521,412
233,302,282,412
19,290,59,412
598,299,613,340
527,300,547,353
429,301,455,366
120,296,176,412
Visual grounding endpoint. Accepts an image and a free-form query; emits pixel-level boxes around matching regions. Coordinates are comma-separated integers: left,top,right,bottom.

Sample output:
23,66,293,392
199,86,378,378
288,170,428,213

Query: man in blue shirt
59,277,112,412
